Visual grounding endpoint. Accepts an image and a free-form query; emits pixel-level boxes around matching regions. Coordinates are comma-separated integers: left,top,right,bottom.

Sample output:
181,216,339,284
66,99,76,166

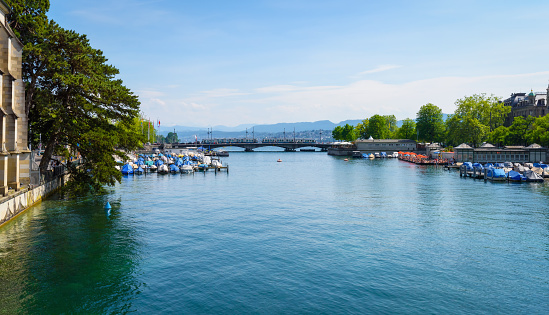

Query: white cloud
198,88,250,98
141,71,549,126
354,64,402,77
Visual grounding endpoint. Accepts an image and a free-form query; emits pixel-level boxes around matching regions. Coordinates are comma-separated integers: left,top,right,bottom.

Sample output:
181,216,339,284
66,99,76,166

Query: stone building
354,139,417,154
504,85,549,126
0,1,29,196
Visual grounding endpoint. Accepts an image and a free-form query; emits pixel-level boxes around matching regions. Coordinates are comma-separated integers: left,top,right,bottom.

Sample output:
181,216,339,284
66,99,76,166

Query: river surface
1,152,548,314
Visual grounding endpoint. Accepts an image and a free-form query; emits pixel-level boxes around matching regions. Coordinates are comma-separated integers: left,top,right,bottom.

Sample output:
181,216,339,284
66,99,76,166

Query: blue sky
48,0,549,127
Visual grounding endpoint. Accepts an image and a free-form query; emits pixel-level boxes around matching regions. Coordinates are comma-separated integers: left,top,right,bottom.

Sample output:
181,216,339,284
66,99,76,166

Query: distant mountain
157,115,450,138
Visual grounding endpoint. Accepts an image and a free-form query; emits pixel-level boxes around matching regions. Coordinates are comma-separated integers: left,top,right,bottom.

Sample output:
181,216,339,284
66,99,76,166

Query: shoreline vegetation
332,94,549,151
6,0,153,194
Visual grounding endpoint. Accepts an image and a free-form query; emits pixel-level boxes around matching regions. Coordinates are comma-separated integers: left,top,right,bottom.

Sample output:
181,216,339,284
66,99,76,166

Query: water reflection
0,194,143,313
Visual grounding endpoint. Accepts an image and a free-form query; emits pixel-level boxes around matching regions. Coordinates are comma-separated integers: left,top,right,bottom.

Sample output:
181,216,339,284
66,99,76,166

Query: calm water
1,152,548,314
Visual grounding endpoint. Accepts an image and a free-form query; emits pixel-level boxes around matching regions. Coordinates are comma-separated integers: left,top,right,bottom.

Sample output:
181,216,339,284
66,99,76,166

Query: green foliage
332,126,343,140
165,132,179,143
446,94,510,147
137,117,156,143
416,103,445,143
397,118,416,140
487,126,509,147
446,114,489,147
527,115,549,147
355,119,369,139
332,124,356,141
367,115,387,139
507,116,535,146
453,93,509,132
28,23,141,191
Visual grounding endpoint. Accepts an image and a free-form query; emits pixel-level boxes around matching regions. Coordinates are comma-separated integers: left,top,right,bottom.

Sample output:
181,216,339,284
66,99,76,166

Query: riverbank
0,173,69,228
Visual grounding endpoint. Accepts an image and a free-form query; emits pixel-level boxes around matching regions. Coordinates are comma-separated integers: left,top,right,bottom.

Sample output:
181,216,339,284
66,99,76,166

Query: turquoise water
1,152,548,314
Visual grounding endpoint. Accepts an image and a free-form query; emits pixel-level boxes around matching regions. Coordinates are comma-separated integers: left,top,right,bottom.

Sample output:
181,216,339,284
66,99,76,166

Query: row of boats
360,152,400,159
461,162,547,182
118,152,224,175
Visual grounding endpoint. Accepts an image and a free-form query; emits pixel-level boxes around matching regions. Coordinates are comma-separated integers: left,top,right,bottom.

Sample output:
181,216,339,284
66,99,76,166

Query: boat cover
155,159,164,166
524,170,544,182
507,170,524,181
121,164,133,174
488,168,506,178
169,164,179,172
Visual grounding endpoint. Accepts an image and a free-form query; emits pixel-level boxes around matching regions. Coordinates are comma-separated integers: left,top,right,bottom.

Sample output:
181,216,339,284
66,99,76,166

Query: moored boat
157,164,169,174
121,163,134,175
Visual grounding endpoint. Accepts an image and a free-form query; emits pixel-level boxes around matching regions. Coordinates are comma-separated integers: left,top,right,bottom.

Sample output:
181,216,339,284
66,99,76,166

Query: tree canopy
416,103,445,143
7,1,143,192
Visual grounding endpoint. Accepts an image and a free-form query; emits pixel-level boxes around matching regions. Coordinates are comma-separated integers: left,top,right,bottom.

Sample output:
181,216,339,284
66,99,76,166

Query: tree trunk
39,135,57,174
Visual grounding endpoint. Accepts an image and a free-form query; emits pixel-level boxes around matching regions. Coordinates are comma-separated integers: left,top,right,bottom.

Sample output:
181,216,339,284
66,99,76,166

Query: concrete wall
0,173,69,228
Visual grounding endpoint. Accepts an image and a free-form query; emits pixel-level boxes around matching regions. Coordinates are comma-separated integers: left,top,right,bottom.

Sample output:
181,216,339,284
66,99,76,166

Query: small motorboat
169,164,179,174
135,166,144,175
524,170,544,182
121,163,133,175
180,164,194,173
157,164,169,174
277,159,282,162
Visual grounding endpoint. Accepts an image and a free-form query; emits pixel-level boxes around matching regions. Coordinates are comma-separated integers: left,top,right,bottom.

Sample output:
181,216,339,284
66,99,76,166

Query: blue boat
507,170,525,182
121,163,134,175
169,164,179,174
462,162,474,172
135,166,144,175
486,167,506,181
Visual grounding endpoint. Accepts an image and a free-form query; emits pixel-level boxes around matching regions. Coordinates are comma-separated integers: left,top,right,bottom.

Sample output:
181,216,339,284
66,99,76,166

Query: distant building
354,139,416,153
504,84,549,125
454,143,546,163
0,1,30,196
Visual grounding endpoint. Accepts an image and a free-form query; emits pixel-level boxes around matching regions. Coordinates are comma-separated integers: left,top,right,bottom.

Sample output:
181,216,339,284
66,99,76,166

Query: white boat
211,160,222,168
374,152,380,158
180,165,194,173
150,165,157,172
157,164,169,174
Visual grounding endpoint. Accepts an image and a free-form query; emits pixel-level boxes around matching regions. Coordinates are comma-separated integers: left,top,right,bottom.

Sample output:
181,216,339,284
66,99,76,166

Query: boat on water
369,154,375,159
121,163,134,175
169,164,179,174
180,165,194,173
157,164,169,174
277,159,282,162
135,166,144,175
150,164,157,172
211,160,222,168
486,167,506,181
507,170,526,182
523,170,544,182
